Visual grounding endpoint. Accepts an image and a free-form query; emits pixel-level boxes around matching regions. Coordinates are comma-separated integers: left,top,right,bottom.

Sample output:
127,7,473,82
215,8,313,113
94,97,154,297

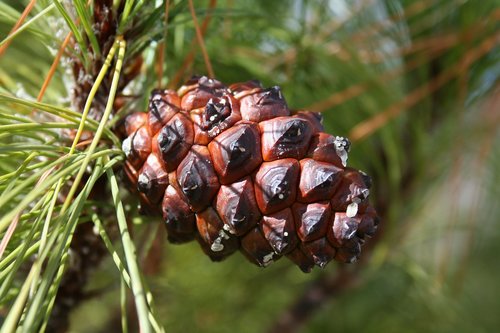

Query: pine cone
122,76,379,272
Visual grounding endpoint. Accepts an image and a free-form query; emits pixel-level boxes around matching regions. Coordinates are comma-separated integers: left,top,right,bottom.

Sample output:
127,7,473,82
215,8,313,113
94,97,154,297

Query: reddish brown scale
155,112,193,172
162,185,196,243
293,202,332,242
122,126,151,169
302,237,337,268
297,158,343,203
240,86,289,122
138,192,160,216
137,153,169,204
259,116,313,161
196,207,239,261
357,206,379,238
307,133,345,168
293,111,324,132
179,76,228,110
167,171,181,193
229,80,263,99
191,93,241,145
254,158,300,214
208,122,262,184
124,112,148,137
214,177,260,236
240,226,280,267
148,89,180,135
123,160,139,188
326,209,377,262
328,212,359,248
286,245,316,273
356,200,371,214
123,160,158,215
260,208,297,255
330,167,371,211
176,145,220,212
334,237,362,263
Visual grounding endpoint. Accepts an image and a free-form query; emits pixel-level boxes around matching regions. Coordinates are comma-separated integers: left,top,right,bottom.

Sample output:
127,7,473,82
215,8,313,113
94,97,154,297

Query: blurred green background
1,0,499,332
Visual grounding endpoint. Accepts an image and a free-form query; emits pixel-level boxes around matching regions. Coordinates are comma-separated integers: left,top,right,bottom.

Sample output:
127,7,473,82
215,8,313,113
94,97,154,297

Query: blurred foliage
1,0,499,332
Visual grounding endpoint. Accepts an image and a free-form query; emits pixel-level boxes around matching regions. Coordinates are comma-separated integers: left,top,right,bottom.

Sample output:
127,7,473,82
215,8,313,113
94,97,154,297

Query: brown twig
264,0,441,71
156,0,171,87
305,34,456,113
157,45,165,88
36,32,73,104
188,0,215,78
169,0,217,88
349,32,499,142
348,0,447,44
301,9,497,113
0,0,37,57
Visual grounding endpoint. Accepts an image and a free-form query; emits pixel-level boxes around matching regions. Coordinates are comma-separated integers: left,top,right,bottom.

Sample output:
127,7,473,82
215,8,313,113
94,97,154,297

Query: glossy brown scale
334,238,362,263
148,89,180,135
179,76,228,110
176,145,220,212
293,201,332,242
122,126,151,169
286,246,315,273
302,237,337,268
260,208,297,255
240,226,279,267
298,158,343,203
191,94,242,145
138,192,160,216
156,112,193,172
123,160,139,190
260,117,313,161
123,160,158,216
330,168,371,211
137,153,169,204
327,212,359,248
307,133,345,168
178,75,202,89
293,111,324,132
196,207,239,261
123,112,147,137
229,80,263,99
356,206,379,238
162,185,196,243
167,171,181,193
240,86,290,122
214,177,260,236
208,122,262,184
254,159,300,214
201,95,240,132
359,170,372,189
